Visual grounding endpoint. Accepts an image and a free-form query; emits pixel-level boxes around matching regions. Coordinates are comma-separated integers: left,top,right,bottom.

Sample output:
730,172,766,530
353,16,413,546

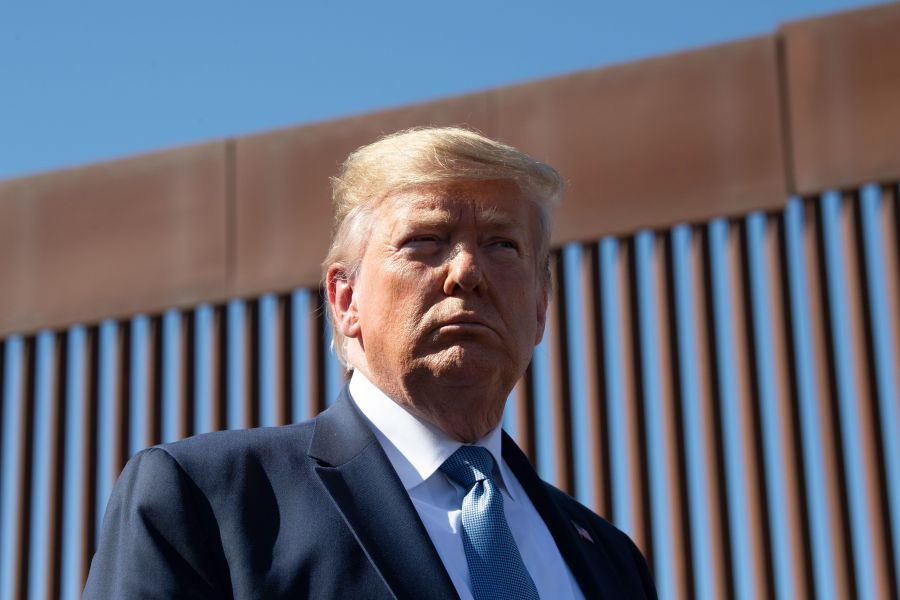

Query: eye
404,234,441,245
489,239,519,251
400,234,444,252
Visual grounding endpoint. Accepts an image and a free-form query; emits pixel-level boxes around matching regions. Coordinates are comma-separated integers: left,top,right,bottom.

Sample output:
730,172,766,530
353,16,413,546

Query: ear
326,264,361,339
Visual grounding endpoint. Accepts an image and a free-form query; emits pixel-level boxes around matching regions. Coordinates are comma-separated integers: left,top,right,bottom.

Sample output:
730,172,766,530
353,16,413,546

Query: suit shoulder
153,420,317,480
161,419,315,453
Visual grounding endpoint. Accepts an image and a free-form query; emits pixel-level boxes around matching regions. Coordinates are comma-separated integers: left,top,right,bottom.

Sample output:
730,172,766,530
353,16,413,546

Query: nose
443,244,485,295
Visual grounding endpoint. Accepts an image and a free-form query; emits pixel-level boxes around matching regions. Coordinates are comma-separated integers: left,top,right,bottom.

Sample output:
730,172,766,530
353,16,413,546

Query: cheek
493,268,539,304
360,265,433,331
494,272,543,336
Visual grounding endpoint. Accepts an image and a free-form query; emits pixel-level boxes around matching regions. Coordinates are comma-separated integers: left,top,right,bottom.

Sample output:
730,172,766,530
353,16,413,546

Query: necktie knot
440,445,494,488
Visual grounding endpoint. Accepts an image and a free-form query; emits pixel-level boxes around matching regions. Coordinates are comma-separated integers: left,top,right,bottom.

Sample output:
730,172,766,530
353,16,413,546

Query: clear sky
0,0,888,180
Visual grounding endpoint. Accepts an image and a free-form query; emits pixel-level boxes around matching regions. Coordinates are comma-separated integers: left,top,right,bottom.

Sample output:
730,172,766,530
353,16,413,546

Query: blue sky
0,0,888,179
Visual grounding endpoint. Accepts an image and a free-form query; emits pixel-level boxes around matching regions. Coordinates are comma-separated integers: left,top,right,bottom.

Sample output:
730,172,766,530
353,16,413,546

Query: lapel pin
572,521,594,544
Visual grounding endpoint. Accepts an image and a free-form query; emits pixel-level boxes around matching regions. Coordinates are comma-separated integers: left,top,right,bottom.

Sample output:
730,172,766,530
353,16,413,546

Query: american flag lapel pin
572,521,594,543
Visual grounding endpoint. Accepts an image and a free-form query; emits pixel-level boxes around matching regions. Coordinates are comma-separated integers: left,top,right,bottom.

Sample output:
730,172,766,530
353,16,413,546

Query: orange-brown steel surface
0,144,229,337
498,37,787,245
782,3,900,194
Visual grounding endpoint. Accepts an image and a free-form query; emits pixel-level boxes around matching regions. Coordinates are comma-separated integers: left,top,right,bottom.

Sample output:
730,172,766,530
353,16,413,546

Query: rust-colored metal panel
496,37,787,245
232,94,495,296
782,4,900,194
0,143,229,338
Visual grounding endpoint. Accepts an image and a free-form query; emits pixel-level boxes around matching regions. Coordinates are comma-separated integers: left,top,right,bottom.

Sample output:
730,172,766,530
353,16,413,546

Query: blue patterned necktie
440,445,540,600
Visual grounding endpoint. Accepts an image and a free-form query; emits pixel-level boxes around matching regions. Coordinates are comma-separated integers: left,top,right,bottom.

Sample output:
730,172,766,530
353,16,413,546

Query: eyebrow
475,206,526,231
389,213,448,234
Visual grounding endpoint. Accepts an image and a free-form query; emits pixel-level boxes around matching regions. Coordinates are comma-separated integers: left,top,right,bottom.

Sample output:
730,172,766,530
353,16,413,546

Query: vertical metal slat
530,274,556,486
258,294,281,427
1,336,28,600
745,211,805,599
94,320,121,548
549,250,575,495
60,327,90,600
600,237,644,549
579,242,611,517
671,224,719,600
784,198,843,600
861,183,900,588
161,310,183,444
226,300,247,430
820,190,890,598
634,230,680,600
290,290,310,424
27,332,63,600
561,244,594,508
707,218,763,600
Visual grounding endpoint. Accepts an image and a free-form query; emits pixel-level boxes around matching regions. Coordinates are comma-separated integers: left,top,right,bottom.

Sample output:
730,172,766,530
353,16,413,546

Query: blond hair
322,126,564,367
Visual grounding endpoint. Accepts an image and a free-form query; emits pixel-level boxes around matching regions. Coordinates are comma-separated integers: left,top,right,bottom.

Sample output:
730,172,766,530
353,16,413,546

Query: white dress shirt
349,370,584,600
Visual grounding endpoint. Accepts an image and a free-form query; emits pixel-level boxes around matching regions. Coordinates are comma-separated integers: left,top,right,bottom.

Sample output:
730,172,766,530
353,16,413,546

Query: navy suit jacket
84,388,656,599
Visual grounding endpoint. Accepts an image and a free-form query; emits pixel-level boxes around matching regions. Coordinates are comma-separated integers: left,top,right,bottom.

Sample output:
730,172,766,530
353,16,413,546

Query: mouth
434,314,494,333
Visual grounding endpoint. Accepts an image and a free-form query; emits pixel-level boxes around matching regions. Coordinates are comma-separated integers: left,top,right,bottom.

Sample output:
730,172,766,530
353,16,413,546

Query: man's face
346,179,548,400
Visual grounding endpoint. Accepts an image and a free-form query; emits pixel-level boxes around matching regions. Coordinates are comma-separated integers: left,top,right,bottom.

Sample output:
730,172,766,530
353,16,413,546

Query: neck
352,364,508,443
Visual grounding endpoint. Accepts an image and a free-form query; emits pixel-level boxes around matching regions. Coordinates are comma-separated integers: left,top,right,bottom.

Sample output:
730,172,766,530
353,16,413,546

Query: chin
419,345,513,386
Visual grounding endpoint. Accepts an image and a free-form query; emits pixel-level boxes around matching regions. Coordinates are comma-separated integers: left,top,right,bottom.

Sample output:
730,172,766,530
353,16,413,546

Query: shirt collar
348,370,515,499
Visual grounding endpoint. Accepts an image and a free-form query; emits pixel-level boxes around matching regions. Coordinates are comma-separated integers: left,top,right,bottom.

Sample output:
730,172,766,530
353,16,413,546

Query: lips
434,313,495,332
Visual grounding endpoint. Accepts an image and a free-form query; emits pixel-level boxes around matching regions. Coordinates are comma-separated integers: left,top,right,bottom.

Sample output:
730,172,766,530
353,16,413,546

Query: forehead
376,180,534,228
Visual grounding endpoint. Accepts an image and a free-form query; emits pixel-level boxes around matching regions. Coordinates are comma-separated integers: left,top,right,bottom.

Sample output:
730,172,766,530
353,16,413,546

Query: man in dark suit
84,127,656,599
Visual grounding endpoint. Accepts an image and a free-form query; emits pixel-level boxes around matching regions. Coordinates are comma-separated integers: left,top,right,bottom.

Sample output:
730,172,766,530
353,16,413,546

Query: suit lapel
309,388,459,600
502,433,625,600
